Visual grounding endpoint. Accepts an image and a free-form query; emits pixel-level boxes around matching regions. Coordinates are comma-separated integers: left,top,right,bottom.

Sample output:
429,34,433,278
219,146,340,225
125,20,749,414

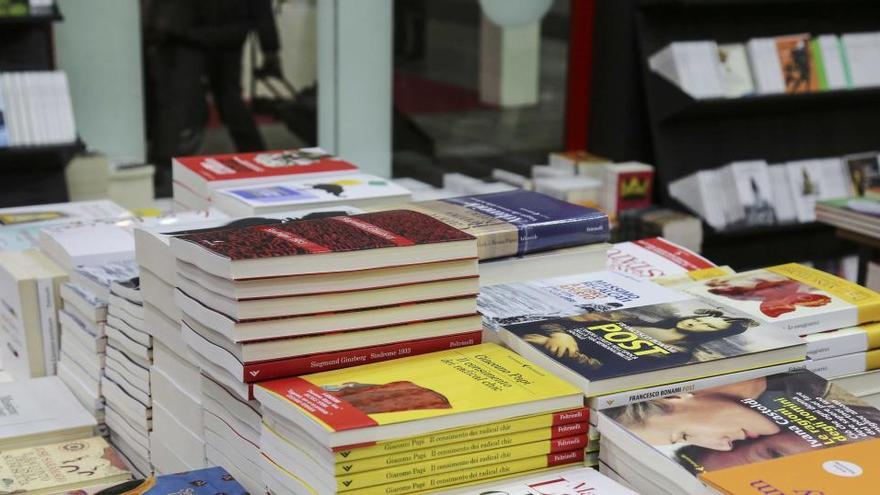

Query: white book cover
817,157,852,200
606,238,715,279
448,466,636,494
213,173,411,214
816,34,849,89
0,199,130,251
39,221,137,270
747,37,786,94
726,161,776,226
717,43,755,97
768,165,797,223
784,159,823,222
479,270,690,330
649,41,724,99
0,376,96,445
0,75,8,147
842,32,880,88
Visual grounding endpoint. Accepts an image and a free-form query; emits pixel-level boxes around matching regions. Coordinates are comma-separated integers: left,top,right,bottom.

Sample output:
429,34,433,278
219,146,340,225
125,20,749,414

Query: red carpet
394,72,493,114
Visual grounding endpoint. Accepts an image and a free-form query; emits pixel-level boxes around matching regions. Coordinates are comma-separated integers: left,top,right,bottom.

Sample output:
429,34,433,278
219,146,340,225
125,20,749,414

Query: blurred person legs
206,49,266,152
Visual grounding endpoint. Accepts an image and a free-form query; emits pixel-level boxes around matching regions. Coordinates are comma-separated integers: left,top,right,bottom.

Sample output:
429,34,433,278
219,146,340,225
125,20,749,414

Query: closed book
38,221,136,271
682,263,880,336
392,190,609,260
212,173,410,215
717,43,754,97
172,147,358,206
498,298,805,397
606,237,716,279
446,466,635,495
805,348,880,380
479,270,690,331
0,199,130,251
106,466,248,495
775,34,818,93
804,323,880,360
0,436,130,495
254,343,583,447
599,370,880,494
170,209,477,279
71,259,139,302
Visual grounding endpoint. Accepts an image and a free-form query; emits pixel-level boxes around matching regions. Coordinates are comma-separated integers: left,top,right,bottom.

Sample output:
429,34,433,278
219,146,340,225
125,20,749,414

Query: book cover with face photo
478,270,690,331
600,370,880,486
682,263,880,336
497,298,804,396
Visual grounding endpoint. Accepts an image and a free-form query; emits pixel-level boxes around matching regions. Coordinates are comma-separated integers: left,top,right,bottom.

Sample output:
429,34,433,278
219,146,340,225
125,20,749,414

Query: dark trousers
206,48,266,152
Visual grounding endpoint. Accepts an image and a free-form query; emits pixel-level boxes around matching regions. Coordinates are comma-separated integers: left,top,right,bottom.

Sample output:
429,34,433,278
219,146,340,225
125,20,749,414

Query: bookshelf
0,2,79,206
588,0,880,268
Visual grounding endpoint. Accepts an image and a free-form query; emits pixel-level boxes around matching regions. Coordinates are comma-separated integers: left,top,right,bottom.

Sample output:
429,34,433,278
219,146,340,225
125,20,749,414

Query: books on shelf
211,173,411,215
0,436,131,495
841,32,880,88
0,249,66,379
812,34,851,90
172,147,358,210
648,41,725,99
0,376,97,450
385,189,610,260
681,263,880,336
0,70,76,147
717,43,754,97
597,369,880,494
254,343,585,494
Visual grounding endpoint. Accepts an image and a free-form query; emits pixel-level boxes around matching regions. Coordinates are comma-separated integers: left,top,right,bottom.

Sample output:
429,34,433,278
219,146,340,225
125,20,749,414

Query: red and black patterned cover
175,210,474,260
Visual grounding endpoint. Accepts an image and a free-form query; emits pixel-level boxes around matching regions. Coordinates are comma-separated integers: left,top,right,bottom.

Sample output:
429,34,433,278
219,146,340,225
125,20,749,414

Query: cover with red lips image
174,210,475,260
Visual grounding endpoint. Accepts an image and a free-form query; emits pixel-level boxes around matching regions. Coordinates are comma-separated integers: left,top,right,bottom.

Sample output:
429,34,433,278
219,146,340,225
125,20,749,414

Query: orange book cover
701,438,880,494
776,34,819,93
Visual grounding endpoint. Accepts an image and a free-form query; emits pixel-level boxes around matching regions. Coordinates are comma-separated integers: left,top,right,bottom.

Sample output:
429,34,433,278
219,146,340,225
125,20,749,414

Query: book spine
806,350,880,379
336,435,588,491
810,38,829,90
242,331,483,382
36,276,59,375
518,214,609,257
805,330,869,360
343,449,586,495
334,422,589,475
332,407,589,462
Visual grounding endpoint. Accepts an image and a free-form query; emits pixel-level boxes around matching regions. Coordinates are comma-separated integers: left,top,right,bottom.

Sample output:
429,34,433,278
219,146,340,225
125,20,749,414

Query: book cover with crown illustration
601,163,654,218
682,263,880,336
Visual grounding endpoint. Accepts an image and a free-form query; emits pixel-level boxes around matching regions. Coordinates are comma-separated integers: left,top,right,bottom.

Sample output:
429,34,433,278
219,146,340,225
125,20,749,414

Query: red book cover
176,210,475,261
175,149,357,183
633,237,715,271
242,331,482,382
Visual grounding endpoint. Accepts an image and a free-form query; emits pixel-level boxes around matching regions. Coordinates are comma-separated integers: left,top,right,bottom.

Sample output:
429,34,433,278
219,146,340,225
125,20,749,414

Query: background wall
54,0,146,161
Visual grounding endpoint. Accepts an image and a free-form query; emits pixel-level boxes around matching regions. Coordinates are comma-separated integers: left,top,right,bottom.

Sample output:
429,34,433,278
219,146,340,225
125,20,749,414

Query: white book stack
100,276,153,478
201,374,265,495
0,71,76,147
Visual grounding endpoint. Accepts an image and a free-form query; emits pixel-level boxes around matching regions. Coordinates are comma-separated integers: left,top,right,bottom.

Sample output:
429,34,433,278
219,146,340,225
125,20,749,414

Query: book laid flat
0,199,130,251
682,263,880,336
212,173,411,215
0,436,131,495
104,466,248,495
598,369,880,495
477,242,609,287
70,259,139,302
170,210,477,279
498,298,806,397
478,270,690,331
606,237,717,279
443,466,637,495
38,220,137,271
0,376,97,449
387,190,609,260
172,148,358,205
254,343,583,447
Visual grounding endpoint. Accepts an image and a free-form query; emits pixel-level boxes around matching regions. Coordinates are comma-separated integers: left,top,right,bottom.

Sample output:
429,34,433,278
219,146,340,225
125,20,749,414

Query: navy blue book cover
437,190,609,258
502,299,798,382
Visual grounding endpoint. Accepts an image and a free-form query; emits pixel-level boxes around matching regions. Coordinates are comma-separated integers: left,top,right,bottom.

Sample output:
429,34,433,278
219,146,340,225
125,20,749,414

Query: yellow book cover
701,438,880,494
332,407,588,462
0,436,131,495
257,343,582,434
335,435,587,491
683,263,880,335
335,422,588,474
343,449,585,495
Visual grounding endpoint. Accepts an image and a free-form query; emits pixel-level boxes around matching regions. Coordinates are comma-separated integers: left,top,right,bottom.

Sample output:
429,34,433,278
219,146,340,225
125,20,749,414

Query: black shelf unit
0,2,78,207
589,0,880,268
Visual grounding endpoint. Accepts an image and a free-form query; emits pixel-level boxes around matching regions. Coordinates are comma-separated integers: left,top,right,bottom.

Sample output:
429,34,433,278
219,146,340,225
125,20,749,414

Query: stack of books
256,344,588,494
597,370,880,494
0,249,66,380
58,260,139,427
0,199,130,251
101,274,153,477
443,466,635,494
805,324,880,405
171,148,359,211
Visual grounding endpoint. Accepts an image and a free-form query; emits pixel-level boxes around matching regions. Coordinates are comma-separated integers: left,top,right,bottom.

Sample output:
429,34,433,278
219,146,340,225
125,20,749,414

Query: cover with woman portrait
602,369,880,477
500,297,802,384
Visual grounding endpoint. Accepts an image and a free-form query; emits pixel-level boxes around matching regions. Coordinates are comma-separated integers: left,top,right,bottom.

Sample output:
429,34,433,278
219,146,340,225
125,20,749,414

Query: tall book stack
256,344,588,494
170,210,483,489
100,274,153,477
134,208,359,476
171,148,359,211
57,260,139,430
